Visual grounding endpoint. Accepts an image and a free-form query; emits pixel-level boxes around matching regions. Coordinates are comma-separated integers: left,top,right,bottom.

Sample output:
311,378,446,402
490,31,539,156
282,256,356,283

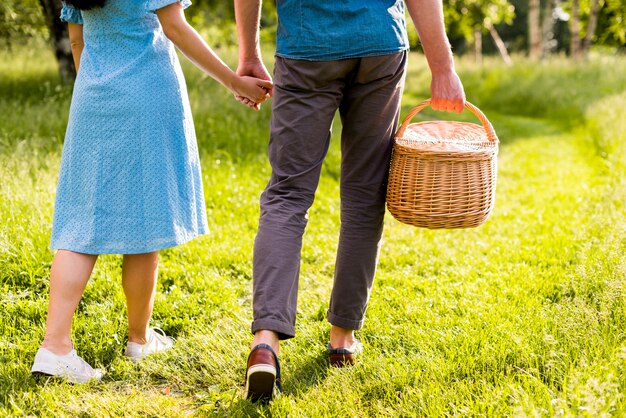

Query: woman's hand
236,59,273,95
231,76,273,110
235,58,273,110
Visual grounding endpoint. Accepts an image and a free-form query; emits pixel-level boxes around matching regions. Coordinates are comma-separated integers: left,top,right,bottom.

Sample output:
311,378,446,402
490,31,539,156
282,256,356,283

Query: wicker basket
386,99,499,229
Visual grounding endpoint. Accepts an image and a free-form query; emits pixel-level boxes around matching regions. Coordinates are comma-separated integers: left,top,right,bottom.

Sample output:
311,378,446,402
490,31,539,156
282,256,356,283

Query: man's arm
234,0,272,102
234,0,263,70
68,23,84,72
406,0,465,113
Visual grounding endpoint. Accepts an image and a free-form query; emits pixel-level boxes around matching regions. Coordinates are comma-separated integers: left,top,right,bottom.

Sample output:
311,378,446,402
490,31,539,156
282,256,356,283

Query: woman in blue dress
31,0,273,383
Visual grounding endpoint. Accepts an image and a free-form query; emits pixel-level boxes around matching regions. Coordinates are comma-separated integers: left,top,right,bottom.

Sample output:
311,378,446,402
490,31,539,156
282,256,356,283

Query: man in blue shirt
235,0,465,402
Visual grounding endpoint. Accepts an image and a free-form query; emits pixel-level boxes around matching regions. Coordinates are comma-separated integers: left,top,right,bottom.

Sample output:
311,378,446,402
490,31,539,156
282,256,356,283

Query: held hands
430,69,466,114
234,58,273,111
231,75,273,110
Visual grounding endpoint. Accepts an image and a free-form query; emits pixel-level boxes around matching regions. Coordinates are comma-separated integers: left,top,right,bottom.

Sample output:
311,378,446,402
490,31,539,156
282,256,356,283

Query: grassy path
1,46,625,416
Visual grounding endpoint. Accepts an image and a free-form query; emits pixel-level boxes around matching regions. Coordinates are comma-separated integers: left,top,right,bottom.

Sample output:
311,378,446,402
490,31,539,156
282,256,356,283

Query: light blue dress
53,0,208,254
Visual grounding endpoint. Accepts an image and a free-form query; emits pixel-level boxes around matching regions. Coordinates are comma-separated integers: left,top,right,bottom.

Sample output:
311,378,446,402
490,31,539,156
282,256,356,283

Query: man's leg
252,57,356,344
327,52,408,347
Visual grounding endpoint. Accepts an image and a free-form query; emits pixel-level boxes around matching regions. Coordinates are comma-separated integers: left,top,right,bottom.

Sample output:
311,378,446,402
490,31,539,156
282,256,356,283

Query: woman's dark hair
64,0,106,10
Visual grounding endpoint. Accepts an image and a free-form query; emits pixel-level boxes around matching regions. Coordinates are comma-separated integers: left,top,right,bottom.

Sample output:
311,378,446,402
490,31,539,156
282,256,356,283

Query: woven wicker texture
387,100,499,229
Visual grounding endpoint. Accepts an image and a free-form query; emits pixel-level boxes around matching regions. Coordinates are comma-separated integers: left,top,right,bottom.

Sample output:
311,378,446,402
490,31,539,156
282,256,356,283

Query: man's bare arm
234,0,272,108
406,0,465,113
235,0,263,66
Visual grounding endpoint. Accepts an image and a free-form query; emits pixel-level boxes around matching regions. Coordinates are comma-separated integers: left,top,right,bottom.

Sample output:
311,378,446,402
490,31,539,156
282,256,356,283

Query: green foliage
0,0,46,46
1,43,626,416
184,0,277,48
444,0,515,42
1,0,625,57
596,0,626,45
557,0,626,50
458,55,626,123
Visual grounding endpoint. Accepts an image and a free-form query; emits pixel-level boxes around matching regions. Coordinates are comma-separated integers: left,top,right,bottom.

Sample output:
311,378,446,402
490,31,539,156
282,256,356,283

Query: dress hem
50,229,209,255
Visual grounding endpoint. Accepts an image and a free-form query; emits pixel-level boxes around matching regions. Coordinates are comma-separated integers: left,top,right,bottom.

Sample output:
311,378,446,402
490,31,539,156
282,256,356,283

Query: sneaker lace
59,351,92,375
150,327,173,349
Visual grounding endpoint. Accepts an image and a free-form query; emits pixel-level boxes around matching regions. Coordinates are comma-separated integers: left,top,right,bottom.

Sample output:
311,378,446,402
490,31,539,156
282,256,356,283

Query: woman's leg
41,250,98,355
122,252,159,344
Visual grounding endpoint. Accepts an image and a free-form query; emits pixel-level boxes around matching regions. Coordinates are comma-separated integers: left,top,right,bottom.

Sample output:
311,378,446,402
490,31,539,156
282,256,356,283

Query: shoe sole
245,364,276,402
31,365,102,384
123,344,174,363
123,352,143,364
329,353,356,367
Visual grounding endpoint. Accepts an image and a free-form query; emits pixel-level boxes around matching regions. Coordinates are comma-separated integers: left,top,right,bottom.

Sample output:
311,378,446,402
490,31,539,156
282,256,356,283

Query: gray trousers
252,52,407,339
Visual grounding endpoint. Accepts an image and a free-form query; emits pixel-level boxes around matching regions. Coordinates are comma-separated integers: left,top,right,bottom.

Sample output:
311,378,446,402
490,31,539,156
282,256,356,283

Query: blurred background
1,2,626,416
2,0,625,82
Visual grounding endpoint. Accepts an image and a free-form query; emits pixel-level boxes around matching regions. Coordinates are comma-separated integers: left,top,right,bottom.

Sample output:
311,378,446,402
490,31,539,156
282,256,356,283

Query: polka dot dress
53,0,208,254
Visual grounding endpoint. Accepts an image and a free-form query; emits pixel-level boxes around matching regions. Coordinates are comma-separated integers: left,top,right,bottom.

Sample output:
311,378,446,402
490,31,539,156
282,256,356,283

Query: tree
486,21,513,65
582,0,600,54
0,0,45,47
565,0,606,58
569,0,582,58
541,0,556,57
595,0,626,47
38,0,75,82
528,0,541,59
444,0,515,63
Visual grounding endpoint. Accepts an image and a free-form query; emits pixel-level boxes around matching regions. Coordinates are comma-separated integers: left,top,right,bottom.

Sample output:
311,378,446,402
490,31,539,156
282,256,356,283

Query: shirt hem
275,47,409,62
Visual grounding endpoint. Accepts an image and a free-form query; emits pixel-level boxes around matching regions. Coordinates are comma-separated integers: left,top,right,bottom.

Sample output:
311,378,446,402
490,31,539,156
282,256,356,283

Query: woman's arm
68,23,84,72
156,2,272,106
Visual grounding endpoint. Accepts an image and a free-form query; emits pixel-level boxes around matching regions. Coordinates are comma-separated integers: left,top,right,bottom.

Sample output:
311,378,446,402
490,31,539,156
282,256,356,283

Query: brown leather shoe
327,340,364,367
245,344,282,402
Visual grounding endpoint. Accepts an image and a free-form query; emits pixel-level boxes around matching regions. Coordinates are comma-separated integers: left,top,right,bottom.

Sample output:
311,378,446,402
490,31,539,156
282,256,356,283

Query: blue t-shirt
275,0,409,60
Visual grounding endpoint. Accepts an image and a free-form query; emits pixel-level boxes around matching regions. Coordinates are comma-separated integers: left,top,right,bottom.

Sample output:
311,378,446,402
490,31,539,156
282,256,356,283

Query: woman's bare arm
156,2,271,104
68,23,84,72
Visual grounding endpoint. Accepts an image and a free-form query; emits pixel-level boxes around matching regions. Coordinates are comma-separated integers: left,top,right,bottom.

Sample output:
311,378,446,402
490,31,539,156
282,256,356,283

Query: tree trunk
38,0,76,83
582,0,600,57
570,0,581,59
528,0,542,59
474,28,482,65
541,0,557,58
486,23,512,66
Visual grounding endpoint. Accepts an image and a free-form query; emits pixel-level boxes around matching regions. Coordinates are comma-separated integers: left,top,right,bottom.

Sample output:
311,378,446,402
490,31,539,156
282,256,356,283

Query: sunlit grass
1,43,625,416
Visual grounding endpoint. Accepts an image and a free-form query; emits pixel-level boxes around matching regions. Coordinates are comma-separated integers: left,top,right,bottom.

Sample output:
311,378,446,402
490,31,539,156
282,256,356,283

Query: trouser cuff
326,310,364,330
251,318,296,340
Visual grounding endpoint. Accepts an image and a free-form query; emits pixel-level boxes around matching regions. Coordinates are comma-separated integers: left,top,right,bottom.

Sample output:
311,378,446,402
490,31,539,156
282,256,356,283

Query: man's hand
235,58,273,110
234,0,272,110
430,69,465,114
406,0,466,114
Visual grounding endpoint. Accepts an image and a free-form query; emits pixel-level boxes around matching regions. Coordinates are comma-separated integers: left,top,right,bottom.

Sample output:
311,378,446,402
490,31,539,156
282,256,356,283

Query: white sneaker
123,328,174,363
31,347,105,384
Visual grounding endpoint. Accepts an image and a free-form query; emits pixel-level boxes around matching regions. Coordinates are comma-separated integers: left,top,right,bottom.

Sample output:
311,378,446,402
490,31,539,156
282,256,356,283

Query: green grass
1,42,625,416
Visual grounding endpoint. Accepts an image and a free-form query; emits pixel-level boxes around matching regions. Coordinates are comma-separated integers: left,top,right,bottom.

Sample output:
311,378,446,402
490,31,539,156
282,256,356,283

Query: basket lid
397,121,497,153
394,100,499,155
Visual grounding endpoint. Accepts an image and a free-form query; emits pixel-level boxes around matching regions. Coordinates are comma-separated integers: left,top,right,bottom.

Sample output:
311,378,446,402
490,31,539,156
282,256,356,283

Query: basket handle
396,99,498,143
